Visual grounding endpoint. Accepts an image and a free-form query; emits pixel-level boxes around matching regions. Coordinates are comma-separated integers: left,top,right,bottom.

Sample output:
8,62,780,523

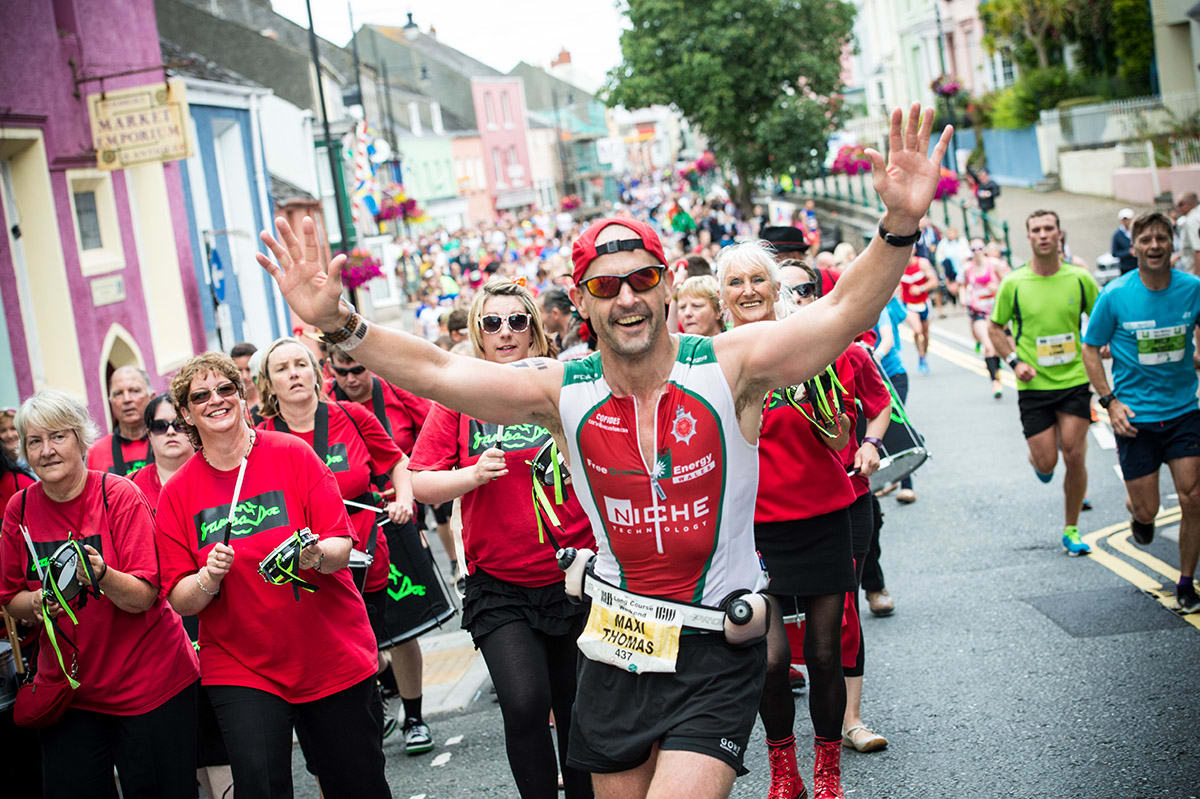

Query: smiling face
181,370,244,444
1133,221,1173,274
0,414,18,458
570,226,668,358
266,342,320,408
721,259,778,327
25,425,85,488
149,401,191,462
677,294,722,337
108,368,150,430
478,295,534,364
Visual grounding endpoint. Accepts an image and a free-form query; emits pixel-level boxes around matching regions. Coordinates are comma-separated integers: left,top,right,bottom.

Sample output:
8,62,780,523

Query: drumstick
344,498,386,513
222,456,249,546
495,425,504,451
2,607,23,675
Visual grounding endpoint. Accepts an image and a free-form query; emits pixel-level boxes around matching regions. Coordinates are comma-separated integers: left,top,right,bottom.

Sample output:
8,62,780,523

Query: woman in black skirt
408,278,596,799
718,242,858,799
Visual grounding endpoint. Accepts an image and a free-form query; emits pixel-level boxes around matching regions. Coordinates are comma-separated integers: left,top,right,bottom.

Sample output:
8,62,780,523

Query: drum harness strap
763,365,849,438
109,432,153,476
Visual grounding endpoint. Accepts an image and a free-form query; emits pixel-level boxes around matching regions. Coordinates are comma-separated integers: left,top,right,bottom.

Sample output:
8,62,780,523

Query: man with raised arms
259,104,951,799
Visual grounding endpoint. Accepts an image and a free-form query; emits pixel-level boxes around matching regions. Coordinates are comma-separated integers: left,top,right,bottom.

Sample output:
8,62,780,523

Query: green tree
981,0,1069,70
603,0,855,214
1112,0,1155,96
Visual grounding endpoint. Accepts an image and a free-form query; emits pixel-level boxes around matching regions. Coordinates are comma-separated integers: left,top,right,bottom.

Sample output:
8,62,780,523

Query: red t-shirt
409,404,595,586
86,433,152,476
258,402,403,593
755,352,857,522
838,346,893,497
329,378,431,456
900,258,932,305
0,472,199,715
0,468,33,514
155,431,376,703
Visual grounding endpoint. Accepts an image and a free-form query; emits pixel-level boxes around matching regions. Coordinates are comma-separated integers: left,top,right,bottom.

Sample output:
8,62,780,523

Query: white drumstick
495,425,505,451
344,498,385,513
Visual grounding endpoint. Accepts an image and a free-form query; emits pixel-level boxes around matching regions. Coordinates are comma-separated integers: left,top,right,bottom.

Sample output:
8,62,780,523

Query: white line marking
408,795,427,799
1114,464,1125,481
431,752,452,767
1090,423,1116,450
445,735,463,745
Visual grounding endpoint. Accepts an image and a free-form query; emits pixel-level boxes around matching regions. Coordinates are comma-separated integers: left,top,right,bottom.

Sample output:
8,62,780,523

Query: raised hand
256,216,349,331
864,104,953,233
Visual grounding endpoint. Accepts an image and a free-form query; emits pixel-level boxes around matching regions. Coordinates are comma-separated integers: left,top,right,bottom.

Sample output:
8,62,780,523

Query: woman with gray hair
0,389,200,798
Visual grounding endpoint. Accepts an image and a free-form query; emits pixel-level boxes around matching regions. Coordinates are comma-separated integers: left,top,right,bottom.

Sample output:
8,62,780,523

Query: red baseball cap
571,217,667,286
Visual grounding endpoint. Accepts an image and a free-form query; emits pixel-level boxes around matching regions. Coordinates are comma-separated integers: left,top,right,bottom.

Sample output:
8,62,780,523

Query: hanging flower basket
694,151,716,174
934,167,959,200
561,194,582,211
374,184,427,224
931,75,962,98
338,248,384,291
830,144,871,176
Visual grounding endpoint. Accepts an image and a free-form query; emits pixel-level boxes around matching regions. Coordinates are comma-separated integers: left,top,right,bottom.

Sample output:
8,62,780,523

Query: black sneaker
1176,585,1200,614
403,717,434,755
1130,518,1155,546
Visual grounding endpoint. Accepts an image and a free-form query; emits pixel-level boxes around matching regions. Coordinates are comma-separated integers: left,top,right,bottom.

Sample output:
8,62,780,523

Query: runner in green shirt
989,209,1099,556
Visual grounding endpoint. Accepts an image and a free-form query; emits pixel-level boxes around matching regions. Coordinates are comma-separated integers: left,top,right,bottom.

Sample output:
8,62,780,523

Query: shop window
67,169,124,275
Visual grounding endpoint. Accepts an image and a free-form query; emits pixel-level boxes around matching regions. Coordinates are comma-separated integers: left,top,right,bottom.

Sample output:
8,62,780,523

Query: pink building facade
470,78,537,217
0,0,204,420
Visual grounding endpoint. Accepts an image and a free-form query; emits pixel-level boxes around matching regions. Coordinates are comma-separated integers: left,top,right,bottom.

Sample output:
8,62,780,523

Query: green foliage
1112,0,1154,96
1055,96,1105,111
967,139,987,171
603,0,855,210
980,0,1069,70
990,67,1091,128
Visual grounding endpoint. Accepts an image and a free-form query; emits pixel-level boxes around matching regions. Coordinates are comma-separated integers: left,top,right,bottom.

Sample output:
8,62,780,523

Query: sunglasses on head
332,364,367,377
148,419,186,435
188,382,238,406
580,265,665,299
790,282,817,299
478,313,532,334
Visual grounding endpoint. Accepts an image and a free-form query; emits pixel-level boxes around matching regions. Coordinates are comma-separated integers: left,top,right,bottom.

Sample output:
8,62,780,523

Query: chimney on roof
551,48,571,68
428,25,436,40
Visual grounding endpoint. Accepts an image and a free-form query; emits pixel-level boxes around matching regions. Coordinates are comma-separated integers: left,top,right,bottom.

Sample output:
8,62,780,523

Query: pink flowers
374,185,426,223
830,145,871,175
338,248,384,291
931,75,962,98
561,194,582,211
934,167,959,200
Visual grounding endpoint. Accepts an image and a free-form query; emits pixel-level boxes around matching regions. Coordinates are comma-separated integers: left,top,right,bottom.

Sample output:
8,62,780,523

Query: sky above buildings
271,0,627,90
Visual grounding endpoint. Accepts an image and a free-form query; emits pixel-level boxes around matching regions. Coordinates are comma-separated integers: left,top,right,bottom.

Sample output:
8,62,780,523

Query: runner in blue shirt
1082,211,1200,614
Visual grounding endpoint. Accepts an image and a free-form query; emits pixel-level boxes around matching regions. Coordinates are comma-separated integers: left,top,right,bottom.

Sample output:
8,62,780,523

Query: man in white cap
1112,208,1137,274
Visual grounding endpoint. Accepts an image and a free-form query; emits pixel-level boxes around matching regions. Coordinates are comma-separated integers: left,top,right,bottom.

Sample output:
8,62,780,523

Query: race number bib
1036,333,1077,366
577,581,682,674
1136,325,1186,365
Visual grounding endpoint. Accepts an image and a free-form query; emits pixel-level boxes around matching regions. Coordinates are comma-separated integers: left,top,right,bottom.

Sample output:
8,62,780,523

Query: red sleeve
850,348,891,421
155,479,199,595
391,383,432,431
0,489,31,605
86,435,115,473
104,476,162,589
408,403,462,472
343,402,404,477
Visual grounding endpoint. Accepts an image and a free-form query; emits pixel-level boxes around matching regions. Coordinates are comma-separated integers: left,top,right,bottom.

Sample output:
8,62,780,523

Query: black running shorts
1017,383,1091,438
1116,410,1200,480
567,633,766,776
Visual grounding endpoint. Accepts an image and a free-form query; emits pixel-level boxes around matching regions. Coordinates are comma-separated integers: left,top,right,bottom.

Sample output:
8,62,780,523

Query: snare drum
367,520,457,648
863,350,929,492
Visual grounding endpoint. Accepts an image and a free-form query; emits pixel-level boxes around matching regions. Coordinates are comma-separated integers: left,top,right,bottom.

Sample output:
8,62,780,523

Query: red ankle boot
767,740,807,799
812,738,845,799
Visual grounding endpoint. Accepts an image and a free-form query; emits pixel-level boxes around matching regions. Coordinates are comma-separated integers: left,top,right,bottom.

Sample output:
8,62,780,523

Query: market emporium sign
88,79,192,170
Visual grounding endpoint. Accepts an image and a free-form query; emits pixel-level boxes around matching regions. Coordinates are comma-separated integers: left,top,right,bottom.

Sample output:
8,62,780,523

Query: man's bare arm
716,105,952,395
256,217,562,425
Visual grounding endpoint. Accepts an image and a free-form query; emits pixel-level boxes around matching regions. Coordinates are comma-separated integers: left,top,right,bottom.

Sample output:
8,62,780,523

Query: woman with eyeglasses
962,237,1005,398
255,337,434,755
717,243,859,799
131,394,234,799
153,353,389,799
0,389,200,798
409,278,596,799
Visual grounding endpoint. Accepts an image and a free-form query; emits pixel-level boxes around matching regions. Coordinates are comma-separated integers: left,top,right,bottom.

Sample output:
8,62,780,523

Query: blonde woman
409,278,596,799
676,275,725,337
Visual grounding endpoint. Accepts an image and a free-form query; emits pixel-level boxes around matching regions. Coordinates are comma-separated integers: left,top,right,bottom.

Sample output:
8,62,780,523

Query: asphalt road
293,311,1199,799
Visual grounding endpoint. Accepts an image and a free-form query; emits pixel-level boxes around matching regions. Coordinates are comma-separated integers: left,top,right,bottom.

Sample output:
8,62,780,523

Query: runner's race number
577,582,681,674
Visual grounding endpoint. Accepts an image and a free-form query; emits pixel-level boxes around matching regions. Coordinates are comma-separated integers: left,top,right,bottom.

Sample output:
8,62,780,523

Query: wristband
1005,352,1019,368
315,550,326,573
95,561,108,586
320,311,370,352
862,436,883,450
877,222,920,247
1098,393,1117,409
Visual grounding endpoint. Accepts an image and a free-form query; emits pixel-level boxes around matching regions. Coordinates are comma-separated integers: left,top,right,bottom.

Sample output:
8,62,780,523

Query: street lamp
933,0,960,172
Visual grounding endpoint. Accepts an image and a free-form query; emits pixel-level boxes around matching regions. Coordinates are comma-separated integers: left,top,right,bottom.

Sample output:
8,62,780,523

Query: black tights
760,594,847,742
477,619,593,799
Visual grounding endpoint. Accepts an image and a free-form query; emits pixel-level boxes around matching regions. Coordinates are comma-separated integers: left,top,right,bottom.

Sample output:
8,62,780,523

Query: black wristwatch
877,222,920,247
1005,352,1020,369
1098,393,1117,409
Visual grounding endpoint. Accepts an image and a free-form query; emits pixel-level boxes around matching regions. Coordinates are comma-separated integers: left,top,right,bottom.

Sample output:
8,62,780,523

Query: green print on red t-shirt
323,442,350,472
467,421,551,456
193,490,289,547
